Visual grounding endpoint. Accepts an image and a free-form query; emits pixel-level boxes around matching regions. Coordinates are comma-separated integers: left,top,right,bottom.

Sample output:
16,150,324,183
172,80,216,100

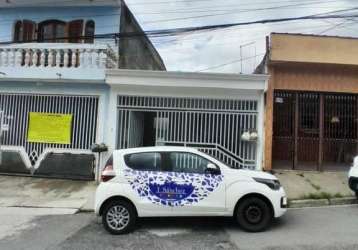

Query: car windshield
198,151,234,169
215,158,236,168
199,150,242,169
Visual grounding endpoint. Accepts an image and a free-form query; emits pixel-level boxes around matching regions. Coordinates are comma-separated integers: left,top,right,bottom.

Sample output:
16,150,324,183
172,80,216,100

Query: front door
272,92,295,169
296,93,320,169
273,92,320,170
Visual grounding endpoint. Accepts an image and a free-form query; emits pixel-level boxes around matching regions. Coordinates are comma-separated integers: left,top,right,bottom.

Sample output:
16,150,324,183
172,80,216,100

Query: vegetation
298,192,344,200
304,178,321,191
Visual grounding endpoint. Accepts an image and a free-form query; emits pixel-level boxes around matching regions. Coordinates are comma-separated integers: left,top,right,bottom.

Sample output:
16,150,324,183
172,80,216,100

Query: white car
348,156,358,197
95,146,287,234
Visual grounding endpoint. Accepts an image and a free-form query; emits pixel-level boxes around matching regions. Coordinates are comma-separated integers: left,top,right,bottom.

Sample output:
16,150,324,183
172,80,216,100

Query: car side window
124,152,161,171
168,152,213,174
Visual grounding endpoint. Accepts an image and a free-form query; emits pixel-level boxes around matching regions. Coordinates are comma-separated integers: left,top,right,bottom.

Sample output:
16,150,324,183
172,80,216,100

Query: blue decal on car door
124,169,223,207
148,181,194,201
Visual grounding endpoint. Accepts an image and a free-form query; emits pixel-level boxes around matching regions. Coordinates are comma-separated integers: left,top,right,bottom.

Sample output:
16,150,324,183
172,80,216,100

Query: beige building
259,33,358,171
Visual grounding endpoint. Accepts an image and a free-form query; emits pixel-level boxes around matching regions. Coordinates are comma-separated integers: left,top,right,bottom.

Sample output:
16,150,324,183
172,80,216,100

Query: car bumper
94,181,136,216
273,187,287,218
94,182,113,215
94,185,103,215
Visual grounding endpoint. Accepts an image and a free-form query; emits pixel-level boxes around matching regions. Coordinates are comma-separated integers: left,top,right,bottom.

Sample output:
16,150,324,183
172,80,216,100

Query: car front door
163,151,226,215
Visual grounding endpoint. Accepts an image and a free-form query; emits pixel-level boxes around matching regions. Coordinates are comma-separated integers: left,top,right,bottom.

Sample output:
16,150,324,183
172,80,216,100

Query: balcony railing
0,43,118,80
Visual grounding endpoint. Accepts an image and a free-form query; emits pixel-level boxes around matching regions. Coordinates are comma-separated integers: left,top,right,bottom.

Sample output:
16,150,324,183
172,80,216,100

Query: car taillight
101,156,115,182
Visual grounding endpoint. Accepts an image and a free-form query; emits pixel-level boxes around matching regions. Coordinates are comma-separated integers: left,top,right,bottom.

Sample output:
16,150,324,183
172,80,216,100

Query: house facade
0,0,165,180
0,0,267,181
105,69,268,173
262,33,358,172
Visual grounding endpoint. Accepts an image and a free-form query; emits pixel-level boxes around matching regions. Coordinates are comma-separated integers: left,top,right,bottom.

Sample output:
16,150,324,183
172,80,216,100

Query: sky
125,0,358,73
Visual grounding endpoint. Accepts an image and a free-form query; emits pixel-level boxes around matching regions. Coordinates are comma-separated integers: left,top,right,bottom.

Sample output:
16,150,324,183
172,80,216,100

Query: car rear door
122,151,173,216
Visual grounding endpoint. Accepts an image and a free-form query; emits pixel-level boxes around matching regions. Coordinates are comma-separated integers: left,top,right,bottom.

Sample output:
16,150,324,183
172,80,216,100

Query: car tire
236,196,273,232
102,200,137,234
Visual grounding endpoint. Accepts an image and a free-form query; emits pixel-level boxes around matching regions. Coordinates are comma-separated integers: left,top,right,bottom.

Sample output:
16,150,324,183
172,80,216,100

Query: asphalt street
1,205,358,250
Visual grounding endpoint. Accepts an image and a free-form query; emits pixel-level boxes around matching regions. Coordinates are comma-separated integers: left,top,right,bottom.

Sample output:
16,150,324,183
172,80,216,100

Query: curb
329,197,358,206
79,197,358,212
289,197,358,208
289,199,329,208
79,208,94,213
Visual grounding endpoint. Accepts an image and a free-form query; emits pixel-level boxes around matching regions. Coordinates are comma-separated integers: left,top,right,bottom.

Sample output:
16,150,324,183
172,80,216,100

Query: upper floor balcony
0,43,118,81
0,0,120,8
0,2,166,80
0,3,122,81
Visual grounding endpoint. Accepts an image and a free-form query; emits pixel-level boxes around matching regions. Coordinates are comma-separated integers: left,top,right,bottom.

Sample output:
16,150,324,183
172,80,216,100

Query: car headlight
253,178,281,190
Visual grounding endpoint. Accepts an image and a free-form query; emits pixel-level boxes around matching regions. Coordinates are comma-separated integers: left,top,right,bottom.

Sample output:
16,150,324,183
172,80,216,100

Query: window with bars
13,19,95,43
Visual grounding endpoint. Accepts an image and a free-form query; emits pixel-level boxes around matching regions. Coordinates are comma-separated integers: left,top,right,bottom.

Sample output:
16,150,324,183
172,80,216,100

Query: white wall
0,80,110,179
105,70,268,170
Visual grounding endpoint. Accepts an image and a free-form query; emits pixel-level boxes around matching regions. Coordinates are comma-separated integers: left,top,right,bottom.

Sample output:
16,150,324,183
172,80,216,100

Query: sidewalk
274,170,357,207
0,175,97,211
0,170,356,213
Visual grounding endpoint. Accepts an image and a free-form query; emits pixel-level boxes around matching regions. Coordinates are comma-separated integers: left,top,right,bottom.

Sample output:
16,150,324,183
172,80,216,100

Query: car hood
224,168,278,181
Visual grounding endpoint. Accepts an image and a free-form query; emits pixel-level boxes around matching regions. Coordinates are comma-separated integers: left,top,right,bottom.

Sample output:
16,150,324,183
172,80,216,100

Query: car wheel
102,200,137,234
236,197,273,232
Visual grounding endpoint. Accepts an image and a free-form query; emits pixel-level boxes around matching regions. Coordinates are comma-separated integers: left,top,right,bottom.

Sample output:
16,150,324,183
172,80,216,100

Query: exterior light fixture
241,130,258,141
331,116,340,123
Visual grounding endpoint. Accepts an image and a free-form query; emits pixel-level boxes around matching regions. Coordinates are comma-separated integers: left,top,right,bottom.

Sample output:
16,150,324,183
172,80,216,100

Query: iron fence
117,95,258,169
0,93,99,165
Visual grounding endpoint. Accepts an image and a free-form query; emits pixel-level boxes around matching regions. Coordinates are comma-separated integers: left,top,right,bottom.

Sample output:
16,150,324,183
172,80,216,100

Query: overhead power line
128,0,341,6
2,10,358,45
196,53,266,72
0,2,354,39
318,20,351,34
0,0,345,25
144,0,347,24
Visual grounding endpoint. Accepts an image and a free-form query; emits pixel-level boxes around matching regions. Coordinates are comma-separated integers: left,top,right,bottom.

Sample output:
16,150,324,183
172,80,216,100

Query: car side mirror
205,163,220,175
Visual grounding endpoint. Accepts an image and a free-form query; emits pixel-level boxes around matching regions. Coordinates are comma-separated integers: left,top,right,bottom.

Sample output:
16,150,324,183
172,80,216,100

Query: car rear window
124,152,161,171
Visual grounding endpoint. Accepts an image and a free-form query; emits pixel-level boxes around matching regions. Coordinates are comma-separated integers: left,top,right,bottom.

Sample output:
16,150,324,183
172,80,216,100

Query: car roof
114,146,200,154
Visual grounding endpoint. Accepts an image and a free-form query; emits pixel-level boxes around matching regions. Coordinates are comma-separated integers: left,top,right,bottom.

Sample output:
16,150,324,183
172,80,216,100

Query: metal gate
0,93,99,167
273,91,357,171
117,95,259,169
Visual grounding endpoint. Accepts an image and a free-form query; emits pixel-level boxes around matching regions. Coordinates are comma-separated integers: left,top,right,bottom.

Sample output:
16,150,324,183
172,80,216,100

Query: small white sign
275,97,284,103
2,124,9,131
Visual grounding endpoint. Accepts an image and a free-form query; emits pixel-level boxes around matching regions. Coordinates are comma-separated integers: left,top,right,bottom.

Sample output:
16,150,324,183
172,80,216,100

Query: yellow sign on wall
27,112,73,144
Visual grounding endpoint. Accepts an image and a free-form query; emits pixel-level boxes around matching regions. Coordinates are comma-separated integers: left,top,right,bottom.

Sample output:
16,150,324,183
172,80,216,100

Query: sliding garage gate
0,93,99,179
117,95,259,169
